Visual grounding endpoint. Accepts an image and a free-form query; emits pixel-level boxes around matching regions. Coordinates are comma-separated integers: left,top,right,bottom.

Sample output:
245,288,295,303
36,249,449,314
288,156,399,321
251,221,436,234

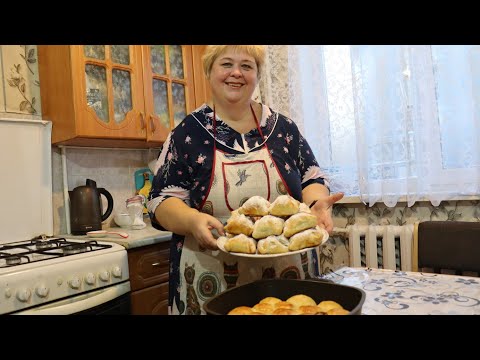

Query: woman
148,45,344,315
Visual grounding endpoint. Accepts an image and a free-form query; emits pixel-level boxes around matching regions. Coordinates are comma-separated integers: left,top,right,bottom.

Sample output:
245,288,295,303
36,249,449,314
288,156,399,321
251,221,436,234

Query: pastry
286,294,317,307
259,297,282,306
252,215,285,239
288,227,324,251
238,196,271,216
283,212,318,238
223,234,257,254
271,308,300,315
228,306,260,315
252,303,275,315
327,308,350,315
317,300,343,313
298,202,312,214
224,213,254,236
298,305,322,315
257,237,289,254
269,195,300,216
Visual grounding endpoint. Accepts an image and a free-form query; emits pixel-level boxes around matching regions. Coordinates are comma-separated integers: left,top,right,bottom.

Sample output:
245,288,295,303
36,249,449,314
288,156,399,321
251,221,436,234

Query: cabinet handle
152,262,161,267
150,115,156,134
139,112,146,130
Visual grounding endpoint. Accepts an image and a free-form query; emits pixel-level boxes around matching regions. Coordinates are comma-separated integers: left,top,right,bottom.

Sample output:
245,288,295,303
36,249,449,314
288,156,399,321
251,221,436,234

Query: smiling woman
147,45,343,315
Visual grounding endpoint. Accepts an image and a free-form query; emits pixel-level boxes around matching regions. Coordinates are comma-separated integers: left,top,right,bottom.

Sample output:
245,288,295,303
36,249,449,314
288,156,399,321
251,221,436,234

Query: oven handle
14,282,131,315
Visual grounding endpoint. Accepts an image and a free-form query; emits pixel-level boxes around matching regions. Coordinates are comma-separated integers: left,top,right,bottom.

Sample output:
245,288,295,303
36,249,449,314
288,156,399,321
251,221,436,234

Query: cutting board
134,168,154,192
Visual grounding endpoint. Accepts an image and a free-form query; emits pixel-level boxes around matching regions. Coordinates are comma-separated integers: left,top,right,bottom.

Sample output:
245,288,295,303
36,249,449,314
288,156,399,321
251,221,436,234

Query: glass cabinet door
82,45,144,133
142,45,195,143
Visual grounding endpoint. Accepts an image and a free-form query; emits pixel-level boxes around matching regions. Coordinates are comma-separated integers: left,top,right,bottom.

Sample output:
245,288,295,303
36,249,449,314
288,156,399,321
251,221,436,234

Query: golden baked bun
238,196,270,216
228,306,261,315
252,303,275,315
298,305,322,315
257,236,289,254
272,308,300,315
288,227,324,251
274,301,295,310
223,234,257,254
224,213,254,236
317,300,343,313
259,296,282,305
269,195,300,216
327,308,349,315
283,212,318,238
252,215,285,239
286,294,317,308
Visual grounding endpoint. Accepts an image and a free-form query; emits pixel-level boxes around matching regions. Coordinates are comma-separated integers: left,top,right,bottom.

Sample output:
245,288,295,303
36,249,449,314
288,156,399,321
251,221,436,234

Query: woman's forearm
154,197,199,236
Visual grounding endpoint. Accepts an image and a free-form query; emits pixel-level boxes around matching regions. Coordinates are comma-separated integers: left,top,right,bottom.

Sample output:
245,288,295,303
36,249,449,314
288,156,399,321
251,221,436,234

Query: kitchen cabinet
128,241,170,315
38,45,209,148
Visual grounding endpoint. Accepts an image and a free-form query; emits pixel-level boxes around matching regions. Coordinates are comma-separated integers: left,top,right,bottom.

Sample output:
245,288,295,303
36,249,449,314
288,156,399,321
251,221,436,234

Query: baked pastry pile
228,294,349,315
218,195,325,255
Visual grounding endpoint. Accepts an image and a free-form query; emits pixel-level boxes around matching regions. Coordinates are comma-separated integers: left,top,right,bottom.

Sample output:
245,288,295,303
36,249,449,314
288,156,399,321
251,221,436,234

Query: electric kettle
69,179,114,235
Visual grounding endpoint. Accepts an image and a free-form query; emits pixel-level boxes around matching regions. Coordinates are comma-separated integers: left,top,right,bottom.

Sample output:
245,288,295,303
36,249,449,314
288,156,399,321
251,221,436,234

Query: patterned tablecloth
323,267,480,315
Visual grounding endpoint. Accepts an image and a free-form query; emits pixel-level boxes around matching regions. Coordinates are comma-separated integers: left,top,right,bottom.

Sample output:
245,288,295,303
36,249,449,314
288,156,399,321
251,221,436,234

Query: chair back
413,221,480,277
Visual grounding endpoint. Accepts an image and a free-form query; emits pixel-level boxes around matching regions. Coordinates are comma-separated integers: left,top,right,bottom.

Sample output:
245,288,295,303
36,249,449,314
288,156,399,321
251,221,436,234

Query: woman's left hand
310,192,344,234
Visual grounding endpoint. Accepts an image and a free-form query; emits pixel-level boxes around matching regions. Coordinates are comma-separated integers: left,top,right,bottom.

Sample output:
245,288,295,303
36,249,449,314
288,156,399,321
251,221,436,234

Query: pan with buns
217,195,329,257
203,279,366,315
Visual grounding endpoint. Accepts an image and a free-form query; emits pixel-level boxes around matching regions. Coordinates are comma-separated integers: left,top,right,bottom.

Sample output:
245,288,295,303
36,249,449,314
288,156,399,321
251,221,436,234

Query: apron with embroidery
172,106,318,315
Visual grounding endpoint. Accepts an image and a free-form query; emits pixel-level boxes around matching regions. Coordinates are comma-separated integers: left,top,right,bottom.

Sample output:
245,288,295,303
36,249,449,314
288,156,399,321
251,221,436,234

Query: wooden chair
413,221,480,277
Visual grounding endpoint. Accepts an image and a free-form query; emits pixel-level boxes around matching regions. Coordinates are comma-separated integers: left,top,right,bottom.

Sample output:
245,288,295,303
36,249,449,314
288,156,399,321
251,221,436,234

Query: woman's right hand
187,212,225,250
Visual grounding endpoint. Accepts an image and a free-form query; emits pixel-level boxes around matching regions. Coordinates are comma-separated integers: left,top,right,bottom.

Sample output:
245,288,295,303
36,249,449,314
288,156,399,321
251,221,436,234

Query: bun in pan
228,306,261,315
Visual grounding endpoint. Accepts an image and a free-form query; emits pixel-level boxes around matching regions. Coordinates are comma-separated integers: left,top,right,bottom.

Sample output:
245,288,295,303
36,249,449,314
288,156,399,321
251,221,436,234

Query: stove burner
6,255,21,266
34,241,53,251
62,244,88,255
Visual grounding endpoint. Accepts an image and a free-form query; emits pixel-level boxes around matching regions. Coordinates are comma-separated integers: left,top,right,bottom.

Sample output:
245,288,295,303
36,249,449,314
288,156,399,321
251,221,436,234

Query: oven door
13,282,131,315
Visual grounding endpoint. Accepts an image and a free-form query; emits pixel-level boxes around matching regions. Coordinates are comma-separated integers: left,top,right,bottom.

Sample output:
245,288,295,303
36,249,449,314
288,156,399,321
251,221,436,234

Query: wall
1,45,479,271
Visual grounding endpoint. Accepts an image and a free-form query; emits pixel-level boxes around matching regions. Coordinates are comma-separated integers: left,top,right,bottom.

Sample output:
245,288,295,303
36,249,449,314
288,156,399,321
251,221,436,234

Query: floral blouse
147,103,329,223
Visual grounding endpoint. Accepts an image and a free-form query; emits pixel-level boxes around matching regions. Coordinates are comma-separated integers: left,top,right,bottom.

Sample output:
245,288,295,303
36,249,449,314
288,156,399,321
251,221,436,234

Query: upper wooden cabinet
38,45,208,148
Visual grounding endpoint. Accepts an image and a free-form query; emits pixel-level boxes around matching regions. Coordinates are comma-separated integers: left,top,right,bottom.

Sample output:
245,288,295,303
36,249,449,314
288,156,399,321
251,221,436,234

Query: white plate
216,228,329,259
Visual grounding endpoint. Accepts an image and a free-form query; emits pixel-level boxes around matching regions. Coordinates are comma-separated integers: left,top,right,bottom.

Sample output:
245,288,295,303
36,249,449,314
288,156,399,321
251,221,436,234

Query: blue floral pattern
325,267,480,314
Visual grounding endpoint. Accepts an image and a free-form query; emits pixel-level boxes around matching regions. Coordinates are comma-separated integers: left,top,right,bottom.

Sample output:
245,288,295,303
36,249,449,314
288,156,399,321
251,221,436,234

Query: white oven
0,118,131,315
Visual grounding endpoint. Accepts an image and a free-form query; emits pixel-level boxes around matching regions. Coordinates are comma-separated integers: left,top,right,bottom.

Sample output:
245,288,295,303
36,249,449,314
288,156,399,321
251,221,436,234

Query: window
262,45,480,206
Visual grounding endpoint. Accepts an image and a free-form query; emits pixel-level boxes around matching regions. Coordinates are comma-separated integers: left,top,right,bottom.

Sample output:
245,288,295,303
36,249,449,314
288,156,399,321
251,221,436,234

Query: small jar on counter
126,195,146,230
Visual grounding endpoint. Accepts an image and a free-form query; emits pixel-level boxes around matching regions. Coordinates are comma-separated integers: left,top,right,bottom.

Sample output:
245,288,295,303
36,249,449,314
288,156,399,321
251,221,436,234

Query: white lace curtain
259,45,480,207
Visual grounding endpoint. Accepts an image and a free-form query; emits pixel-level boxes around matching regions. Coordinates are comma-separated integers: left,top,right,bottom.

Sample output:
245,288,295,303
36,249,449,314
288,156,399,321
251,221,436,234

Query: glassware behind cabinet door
126,195,146,230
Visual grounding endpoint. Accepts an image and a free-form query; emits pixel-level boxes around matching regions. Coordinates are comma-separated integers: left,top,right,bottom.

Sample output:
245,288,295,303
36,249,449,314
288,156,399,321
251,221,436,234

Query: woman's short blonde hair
202,45,266,79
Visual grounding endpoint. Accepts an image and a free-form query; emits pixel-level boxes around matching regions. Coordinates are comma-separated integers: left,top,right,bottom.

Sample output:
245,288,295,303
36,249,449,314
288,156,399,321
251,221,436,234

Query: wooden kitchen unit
38,45,208,148
127,241,171,315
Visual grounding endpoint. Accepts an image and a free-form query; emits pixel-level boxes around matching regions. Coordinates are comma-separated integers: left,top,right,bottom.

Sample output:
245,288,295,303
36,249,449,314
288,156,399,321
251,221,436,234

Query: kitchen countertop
61,221,172,249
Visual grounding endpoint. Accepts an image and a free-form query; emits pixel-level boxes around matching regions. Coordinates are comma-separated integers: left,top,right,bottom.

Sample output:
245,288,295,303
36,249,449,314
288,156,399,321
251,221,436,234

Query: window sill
337,195,480,206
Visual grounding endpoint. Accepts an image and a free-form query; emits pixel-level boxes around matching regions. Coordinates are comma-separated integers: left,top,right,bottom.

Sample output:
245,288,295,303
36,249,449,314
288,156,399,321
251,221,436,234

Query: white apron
172,106,318,315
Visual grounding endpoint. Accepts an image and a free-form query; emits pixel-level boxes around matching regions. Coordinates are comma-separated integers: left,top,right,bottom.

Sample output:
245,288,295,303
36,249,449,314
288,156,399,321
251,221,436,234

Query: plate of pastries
216,195,329,258
228,294,349,315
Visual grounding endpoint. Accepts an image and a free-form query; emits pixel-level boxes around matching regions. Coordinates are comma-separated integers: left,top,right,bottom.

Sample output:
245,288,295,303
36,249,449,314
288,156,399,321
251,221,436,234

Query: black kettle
69,179,114,235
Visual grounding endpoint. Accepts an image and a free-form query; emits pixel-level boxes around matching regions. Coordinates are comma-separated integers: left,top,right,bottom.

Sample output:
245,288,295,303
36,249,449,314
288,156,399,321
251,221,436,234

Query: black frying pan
203,278,366,315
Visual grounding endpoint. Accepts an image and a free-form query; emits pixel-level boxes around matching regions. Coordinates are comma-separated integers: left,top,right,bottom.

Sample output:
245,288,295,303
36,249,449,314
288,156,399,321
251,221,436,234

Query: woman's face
209,48,259,105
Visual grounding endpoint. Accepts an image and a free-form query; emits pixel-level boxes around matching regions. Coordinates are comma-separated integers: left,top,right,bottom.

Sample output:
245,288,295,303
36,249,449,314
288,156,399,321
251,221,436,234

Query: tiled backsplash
51,147,158,235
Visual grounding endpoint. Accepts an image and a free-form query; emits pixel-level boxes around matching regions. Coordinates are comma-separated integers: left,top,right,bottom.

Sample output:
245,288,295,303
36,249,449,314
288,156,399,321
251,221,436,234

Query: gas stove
0,119,130,315
0,236,129,315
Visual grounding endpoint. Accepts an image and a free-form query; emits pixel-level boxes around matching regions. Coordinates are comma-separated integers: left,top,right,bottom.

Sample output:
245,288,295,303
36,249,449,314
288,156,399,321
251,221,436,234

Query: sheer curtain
260,45,480,207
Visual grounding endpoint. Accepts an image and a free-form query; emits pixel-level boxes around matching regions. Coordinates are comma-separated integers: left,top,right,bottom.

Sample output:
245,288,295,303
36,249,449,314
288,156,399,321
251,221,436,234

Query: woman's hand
310,192,344,234
187,212,225,250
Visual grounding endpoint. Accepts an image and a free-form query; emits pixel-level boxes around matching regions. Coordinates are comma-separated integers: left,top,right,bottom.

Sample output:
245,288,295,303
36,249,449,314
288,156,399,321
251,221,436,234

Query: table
323,267,480,315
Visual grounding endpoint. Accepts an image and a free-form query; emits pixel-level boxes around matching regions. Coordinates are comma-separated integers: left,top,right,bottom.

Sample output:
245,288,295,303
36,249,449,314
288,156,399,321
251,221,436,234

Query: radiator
347,225,414,271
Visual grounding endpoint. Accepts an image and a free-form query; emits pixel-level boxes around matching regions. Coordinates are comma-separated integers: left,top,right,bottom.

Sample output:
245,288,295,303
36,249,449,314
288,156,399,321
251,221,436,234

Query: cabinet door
142,45,196,144
131,282,169,315
72,45,146,139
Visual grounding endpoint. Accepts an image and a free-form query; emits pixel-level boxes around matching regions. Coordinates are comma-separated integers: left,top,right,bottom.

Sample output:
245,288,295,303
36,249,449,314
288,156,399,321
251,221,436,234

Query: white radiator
347,225,414,271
